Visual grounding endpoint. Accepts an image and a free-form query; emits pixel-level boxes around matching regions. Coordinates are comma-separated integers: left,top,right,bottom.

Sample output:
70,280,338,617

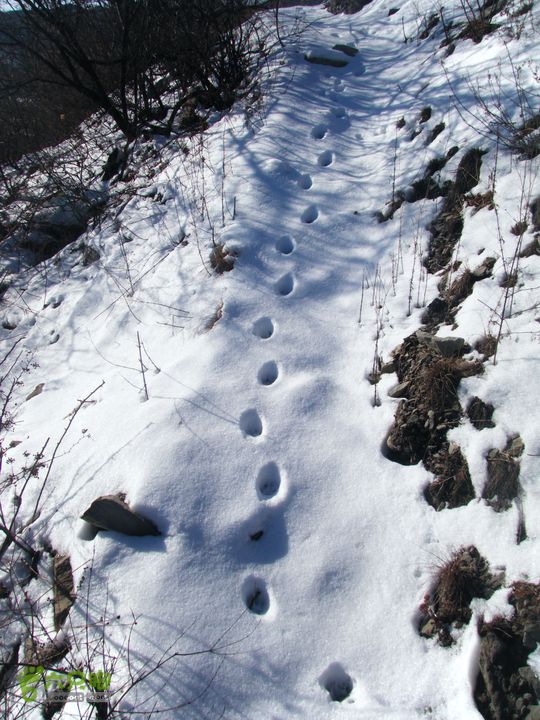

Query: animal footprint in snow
242,576,271,615
330,106,347,119
257,361,279,386
276,236,295,255
319,663,353,702
298,173,313,189
239,409,263,438
317,150,333,167
44,295,63,309
252,317,274,339
275,273,295,296
256,462,282,499
311,124,327,140
301,205,318,224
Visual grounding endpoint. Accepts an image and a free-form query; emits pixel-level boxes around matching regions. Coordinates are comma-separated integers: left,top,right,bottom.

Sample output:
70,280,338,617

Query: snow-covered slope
1,1,539,718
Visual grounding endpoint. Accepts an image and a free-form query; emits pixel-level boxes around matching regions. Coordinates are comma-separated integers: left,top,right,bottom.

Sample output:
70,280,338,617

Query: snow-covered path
2,2,540,718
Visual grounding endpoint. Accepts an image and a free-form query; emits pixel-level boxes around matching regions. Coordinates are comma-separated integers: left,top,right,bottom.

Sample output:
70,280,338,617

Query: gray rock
416,330,466,357
388,381,410,398
26,383,44,401
471,256,496,279
507,435,525,458
380,359,396,374
527,706,540,720
431,335,466,357
419,618,438,638
81,495,161,537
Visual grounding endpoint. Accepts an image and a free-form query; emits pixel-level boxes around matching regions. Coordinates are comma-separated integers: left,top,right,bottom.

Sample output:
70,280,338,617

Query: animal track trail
301,205,319,224
258,361,279,386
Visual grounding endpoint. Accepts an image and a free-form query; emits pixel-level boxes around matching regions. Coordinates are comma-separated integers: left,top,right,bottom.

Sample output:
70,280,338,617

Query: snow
1,0,539,718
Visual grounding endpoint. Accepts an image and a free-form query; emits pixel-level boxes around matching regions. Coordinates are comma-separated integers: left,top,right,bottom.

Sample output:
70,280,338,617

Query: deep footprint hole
252,317,274,339
301,205,318,224
276,236,295,255
320,663,353,703
257,361,279,386
317,150,333,167
330,106,347,119
275,273,295,296
256,462,281,499
239,409,263,437
298,173,313,189
311,124,327,140
242,576,270,615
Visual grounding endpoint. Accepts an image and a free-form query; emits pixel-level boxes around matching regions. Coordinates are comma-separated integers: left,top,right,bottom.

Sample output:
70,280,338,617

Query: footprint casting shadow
239,409,263,437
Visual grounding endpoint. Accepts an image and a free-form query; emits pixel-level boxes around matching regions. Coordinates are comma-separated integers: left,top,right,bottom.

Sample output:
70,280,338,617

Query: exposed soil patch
531,195,540,232
378,147,457,222
458,18,500,43
475,334,498,359
325,0,372,12
53,554,75,630
424,443,475,510
426,122,446,145
512,113,540,159
383,331,483,502
424,148,486,273
483,437,524,512
210,243,236,273
381,148,501,511
422,257,495,328
465,189,495,211
418,13,439,40
419,107,432,124
475,581,540,720
419,546,503,646
467,396,495,429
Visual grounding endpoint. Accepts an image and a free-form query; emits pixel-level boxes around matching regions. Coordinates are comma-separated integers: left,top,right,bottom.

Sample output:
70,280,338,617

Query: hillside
0,1,539,718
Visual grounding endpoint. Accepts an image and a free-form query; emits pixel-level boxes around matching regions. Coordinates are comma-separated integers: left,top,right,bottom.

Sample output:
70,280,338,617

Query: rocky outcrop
475,582,540,720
